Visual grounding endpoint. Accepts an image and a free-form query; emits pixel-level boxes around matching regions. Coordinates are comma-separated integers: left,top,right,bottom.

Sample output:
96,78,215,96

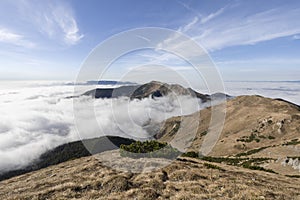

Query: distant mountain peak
81,81,226,103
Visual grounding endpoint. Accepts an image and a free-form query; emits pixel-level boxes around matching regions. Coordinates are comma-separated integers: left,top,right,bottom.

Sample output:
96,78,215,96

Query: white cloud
166,5,300,52
293,35,300,40
0,28,35,48
224,81,300,105
51,5,84,45
179,17,199,32
0,82,200,173
0,28,21,42
200,6,226,24
216,58,300,66
198,7,300,51
142,4,300,71
17,0,84,45
176,0,202,18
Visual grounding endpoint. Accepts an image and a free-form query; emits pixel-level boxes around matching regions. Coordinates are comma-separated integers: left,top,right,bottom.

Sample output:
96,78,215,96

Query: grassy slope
0,150,299,200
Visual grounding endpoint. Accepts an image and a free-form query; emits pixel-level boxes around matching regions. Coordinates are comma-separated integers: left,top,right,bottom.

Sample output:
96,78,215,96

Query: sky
0,0,299,81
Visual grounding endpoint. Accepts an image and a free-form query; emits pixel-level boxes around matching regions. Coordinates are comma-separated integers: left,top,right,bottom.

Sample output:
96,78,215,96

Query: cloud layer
0,82,200,173
0,80,299,173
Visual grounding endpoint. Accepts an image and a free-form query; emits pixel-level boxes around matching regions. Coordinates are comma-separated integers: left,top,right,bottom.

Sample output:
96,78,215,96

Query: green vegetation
200,156,245,165
181,151,199,158
286,175,300,178
258,135,266,139
268,135,276,140
287,156,300,160
238,133,276,143
200,131,208,137
235,146,270,157
282,139,300,146
120,140,181,159
203,163,225,171
237,133,260,143
242,164,276,173
241,158,276,173
182,151,275,173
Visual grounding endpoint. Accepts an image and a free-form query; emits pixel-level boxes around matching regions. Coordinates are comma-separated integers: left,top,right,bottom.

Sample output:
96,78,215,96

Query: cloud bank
0,82,200,173
0,80,299,173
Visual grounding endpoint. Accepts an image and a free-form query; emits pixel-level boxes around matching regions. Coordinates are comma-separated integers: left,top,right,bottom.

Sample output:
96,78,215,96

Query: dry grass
158,95,300,175
159,95,300,156
0,151,300,200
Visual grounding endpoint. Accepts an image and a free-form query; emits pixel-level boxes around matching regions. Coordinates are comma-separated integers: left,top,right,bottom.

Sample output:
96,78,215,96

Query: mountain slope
157,95,300,175
0,150,299,200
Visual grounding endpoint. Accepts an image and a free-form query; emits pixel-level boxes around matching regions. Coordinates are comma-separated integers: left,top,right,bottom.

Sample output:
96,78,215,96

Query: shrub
242,163,276,173
286,175,300,178
200,131,208,137
283,139,300,146
203,163,225,171
120,140,181,159
268,135,275,140
237,133,261,143
235,146,269,157
181,151,199,158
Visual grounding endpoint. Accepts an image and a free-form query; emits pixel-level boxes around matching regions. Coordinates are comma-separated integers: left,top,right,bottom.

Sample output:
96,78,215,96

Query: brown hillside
157,95,300,175
0,150,300,200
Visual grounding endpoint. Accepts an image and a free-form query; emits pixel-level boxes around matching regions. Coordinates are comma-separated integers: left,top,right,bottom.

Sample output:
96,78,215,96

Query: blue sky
0,0,299,81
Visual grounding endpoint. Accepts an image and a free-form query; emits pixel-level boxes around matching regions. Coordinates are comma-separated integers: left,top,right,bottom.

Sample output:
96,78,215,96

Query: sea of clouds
224,81,300,105
0,80,299,173
0,81,201,173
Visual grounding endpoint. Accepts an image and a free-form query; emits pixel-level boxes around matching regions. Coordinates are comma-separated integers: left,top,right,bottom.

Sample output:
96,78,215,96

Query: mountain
73,80,137,86
83,85,140,98
156,95,300,176
82,81,225,102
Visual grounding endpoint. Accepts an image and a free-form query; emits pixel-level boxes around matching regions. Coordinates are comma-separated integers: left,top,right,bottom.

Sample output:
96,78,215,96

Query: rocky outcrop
281,157,300,172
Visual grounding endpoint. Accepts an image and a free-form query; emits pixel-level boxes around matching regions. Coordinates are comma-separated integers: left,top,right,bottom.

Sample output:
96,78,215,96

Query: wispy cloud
198,7,300,51
133,3,300,82
166,4,300,52
178,17,199,32
0,28,35,48
293,35,300,40
151,6,228,60
200,6,227,24
52,6,84,45
216,58,300,67
176,0,202,18
16,0,84,45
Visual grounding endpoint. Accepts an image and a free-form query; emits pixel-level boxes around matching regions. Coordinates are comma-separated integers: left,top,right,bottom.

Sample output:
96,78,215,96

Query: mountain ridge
81,81,229,102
